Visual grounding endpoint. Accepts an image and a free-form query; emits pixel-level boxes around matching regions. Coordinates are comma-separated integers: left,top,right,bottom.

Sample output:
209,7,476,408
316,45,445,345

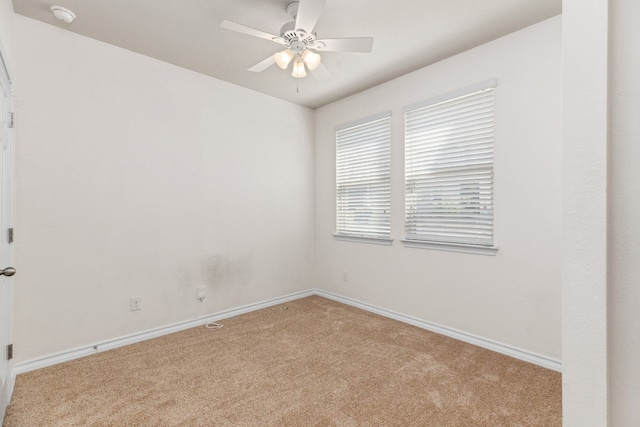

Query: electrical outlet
196,286,206,301
342,272,349,282
130,297,142,311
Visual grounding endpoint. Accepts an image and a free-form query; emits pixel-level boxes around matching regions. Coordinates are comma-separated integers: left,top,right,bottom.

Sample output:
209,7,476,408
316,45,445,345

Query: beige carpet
4,296,561,426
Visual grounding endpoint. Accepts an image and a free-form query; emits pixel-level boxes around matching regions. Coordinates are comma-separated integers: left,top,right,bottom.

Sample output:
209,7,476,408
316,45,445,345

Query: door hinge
8,112,14,128
7,344,12,360
8,228,13,244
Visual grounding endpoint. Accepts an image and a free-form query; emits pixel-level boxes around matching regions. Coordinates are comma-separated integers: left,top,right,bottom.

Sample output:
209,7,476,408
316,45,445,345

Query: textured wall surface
561,1,609,425
609,0,640,425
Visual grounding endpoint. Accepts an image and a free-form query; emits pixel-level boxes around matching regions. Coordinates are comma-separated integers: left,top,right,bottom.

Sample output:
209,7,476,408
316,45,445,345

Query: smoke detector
50,6,76,23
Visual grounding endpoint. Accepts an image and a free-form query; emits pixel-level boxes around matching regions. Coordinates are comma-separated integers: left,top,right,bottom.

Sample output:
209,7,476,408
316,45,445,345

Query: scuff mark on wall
203,254,254,290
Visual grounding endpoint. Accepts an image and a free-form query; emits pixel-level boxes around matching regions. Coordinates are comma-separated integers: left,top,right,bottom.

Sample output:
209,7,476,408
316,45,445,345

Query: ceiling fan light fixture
220,0,374,82
274,49,294,69
292,59,307,78
302,49,321,70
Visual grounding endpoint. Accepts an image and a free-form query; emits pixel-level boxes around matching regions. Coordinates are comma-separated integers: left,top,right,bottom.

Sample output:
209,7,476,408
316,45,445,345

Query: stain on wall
203,254,254,290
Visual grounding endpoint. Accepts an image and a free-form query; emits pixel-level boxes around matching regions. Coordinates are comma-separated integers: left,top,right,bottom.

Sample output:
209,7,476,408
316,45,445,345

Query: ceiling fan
220,0,374,80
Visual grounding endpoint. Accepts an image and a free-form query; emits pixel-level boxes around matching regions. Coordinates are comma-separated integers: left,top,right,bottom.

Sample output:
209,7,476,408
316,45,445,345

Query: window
403,80,497,254
335,113,392,244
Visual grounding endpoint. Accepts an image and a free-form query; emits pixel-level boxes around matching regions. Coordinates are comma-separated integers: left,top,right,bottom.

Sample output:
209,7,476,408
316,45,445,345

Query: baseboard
13,289,314,375
14,288,561,375
315,290,562,372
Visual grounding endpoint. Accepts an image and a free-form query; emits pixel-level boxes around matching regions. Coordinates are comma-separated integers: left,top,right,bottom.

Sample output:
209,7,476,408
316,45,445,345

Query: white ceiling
12,0,561,109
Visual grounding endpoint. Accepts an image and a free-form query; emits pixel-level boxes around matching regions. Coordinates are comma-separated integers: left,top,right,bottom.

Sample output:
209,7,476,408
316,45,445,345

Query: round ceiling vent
50,6,76,23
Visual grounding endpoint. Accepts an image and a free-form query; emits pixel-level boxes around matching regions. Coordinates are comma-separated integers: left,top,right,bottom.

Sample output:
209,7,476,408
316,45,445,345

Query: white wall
609,0,640,424
561,1,609,425
12,16,315,362
315,17,562,360
0,0,13,63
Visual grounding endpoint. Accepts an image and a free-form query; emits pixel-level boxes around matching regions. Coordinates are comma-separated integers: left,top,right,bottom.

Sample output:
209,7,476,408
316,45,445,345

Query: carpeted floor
4,296,561,426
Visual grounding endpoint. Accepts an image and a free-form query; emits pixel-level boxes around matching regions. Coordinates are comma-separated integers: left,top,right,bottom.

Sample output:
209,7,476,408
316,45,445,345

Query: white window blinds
404,82,495,247
336,113,391,240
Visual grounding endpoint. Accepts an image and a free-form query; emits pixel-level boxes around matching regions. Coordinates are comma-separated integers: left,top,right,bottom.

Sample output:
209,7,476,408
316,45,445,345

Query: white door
0,52,14,421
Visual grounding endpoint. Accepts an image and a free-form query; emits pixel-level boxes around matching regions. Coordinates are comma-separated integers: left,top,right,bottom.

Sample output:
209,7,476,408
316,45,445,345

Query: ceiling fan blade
310,63,331,81
220,20,284,44
248,55,276,72
295,0,326,33
315,37,374,53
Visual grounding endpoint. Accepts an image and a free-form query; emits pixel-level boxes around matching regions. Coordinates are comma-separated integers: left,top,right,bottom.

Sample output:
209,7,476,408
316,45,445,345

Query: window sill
400,239,498,256
333,234,393,246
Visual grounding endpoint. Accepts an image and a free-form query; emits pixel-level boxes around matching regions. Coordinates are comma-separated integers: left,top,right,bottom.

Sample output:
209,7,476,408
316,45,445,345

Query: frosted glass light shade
302,50,321,70
292,60,307,78
274,49,294,69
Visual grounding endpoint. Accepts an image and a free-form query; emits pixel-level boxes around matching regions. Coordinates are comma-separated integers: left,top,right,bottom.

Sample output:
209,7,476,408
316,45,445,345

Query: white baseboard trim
315,290,562,372
13,289,314,375
13,288,561,375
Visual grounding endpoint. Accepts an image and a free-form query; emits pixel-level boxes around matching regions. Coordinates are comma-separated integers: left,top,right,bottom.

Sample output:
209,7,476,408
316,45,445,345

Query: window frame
334,112,393,245
402,80,498,255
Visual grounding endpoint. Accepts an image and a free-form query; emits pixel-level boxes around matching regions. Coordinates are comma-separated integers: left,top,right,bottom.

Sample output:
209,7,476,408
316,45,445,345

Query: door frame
0,47,14,422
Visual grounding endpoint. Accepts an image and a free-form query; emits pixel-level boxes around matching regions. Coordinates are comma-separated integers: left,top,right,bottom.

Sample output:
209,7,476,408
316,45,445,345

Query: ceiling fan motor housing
279,21,317,50
289,40,306,55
